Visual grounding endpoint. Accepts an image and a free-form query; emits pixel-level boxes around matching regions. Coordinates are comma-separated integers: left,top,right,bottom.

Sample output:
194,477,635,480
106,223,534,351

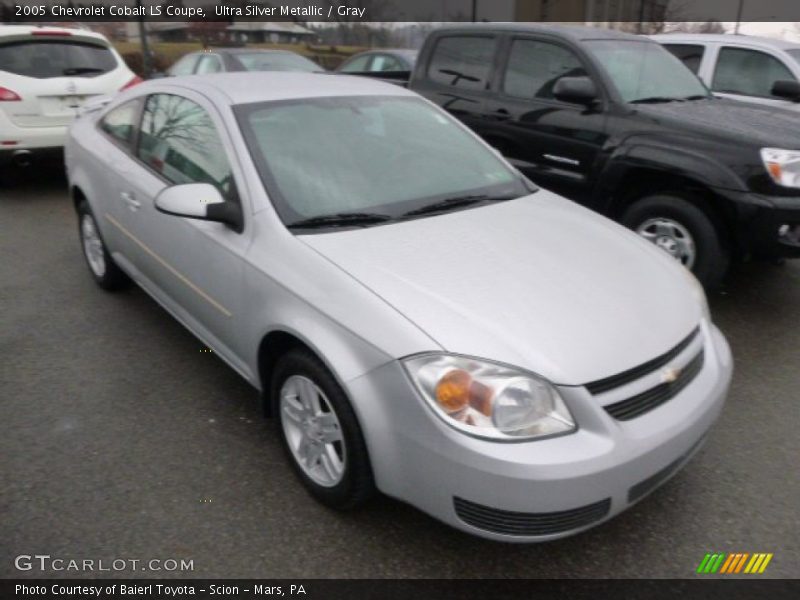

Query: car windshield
236,96,529,228
586,40,710,103
0,40,116,78
230,52,320,72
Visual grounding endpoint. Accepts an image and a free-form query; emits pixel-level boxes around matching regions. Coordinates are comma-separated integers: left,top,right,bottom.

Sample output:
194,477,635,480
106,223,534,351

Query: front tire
272,349,375,510
621,194,728,290
77,201,130,291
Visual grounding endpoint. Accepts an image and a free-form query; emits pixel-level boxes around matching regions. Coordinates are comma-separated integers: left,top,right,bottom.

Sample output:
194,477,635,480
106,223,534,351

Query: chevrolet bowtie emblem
661,367,682,383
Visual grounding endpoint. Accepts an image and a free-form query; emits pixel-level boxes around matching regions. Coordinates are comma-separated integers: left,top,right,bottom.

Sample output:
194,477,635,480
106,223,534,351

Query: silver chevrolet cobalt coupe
66,72,732,541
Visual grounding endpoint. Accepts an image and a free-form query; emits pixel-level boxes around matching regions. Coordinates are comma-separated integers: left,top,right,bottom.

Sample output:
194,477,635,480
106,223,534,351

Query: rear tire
272,349,375,510
77,200,130,291
621,194,728,290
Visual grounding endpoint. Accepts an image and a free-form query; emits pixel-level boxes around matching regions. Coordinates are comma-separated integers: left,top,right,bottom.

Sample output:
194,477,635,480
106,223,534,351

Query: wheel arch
604,167,742,255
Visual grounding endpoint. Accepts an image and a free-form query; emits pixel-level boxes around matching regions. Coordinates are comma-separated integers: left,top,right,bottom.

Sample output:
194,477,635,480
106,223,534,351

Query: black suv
408,24,800,288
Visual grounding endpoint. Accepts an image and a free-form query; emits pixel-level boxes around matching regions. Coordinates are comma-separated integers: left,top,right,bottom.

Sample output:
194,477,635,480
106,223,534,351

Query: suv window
503,39,586,100
0,40,116,79
713,47,796,98
100,100,141,147
138,94,234,197
663,44,705,74
195,55,223,74
427,36,496,90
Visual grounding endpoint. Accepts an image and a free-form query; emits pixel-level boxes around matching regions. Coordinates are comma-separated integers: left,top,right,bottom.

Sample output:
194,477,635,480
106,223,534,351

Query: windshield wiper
286,212,392,230
630,96,686,104
682,94,712,101
402,194,516,218
63,67,105,76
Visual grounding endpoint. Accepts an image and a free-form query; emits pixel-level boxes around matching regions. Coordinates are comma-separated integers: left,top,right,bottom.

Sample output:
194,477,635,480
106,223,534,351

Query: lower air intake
453,496,611,536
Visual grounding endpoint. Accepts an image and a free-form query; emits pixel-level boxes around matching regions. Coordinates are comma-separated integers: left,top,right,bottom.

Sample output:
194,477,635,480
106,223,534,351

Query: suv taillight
120,76,143,91
0,87,21,101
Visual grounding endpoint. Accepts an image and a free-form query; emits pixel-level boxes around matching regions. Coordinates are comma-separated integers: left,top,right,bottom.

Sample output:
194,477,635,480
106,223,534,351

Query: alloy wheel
279,375,346,487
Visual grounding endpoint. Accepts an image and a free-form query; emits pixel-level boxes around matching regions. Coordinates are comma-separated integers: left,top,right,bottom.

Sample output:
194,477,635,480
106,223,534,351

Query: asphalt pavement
1,169,798,578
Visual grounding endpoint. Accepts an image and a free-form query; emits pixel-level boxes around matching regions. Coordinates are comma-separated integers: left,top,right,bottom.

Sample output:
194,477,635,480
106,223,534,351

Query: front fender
594,137,760,212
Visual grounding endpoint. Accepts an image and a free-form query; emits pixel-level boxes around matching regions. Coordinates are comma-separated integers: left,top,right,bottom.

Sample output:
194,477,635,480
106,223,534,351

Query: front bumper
346,321,732,542
717,188,800,258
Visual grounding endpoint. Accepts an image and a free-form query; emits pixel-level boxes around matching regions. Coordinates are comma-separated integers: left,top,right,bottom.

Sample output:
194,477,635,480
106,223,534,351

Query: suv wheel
622,194,728,290
77,201,130,291
272,349,375,510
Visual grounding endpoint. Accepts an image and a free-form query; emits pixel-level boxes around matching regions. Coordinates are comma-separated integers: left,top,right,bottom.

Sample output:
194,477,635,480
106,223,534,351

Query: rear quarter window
0,40,117,79
427,36,496,90
99,100,141,148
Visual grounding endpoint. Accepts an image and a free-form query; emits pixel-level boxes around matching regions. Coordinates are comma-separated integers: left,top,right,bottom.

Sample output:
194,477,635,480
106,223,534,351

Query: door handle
489,108,512,121
121,191,141,210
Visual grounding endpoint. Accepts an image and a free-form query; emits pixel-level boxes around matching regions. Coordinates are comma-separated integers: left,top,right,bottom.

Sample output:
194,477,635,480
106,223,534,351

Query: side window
195,55,223,74
427,36,496,90
371,54,403,72
663,44,706,74
503,39,586,100
713,47,796,98
339,54,372,72
99,100,140,148
137,94,234,197
169,54,198,76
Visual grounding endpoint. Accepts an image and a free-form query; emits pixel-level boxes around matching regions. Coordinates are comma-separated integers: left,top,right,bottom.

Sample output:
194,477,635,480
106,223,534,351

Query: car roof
433,23,645,42
651,33,800,50
0,24,109,42
147,72,415,105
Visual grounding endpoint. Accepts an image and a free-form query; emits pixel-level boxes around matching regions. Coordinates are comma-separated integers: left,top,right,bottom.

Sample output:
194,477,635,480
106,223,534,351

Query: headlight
761,148,800,188
403,354,576,441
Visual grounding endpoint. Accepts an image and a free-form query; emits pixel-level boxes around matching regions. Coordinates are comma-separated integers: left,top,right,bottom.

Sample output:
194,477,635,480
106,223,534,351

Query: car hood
300,192,702,386
635,98,800,148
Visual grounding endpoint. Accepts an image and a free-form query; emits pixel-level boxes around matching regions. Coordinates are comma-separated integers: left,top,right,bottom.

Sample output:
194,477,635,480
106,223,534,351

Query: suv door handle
121,191,141,210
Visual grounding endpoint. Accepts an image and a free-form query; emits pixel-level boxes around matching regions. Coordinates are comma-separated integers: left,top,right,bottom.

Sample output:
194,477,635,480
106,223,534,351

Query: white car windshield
236,96,530,229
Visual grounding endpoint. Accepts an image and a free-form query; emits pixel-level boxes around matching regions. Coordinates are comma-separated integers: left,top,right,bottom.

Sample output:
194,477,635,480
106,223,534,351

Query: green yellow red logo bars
696,552,773,574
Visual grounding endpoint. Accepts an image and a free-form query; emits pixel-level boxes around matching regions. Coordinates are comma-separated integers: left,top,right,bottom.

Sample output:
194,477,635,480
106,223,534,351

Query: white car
0,25,139,171
653,33,800,111
66,73,732,541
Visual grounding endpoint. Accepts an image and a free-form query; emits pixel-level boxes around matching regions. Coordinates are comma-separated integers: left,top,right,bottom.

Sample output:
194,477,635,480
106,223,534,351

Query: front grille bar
604,350,705,421
585,327,700,395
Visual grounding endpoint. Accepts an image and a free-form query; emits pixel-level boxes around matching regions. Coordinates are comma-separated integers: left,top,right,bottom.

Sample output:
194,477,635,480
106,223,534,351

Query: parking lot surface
2,170,798,578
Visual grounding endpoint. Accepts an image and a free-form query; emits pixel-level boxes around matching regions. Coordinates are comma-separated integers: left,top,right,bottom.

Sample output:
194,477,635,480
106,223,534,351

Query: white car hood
300,192,702,385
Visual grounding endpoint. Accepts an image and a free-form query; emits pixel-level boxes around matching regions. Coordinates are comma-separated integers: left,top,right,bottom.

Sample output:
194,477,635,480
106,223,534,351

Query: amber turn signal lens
767,162,783,181
435,369,472,413
435,369,495,416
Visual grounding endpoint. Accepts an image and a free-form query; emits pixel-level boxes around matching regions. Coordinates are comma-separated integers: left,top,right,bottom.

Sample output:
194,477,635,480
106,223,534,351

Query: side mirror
155,183,243,232
771,79,800,102
553,76,598,105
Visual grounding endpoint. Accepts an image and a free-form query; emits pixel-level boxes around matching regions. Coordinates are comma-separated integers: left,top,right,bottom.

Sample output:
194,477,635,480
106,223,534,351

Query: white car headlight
760,148,800,188
403,354,576,441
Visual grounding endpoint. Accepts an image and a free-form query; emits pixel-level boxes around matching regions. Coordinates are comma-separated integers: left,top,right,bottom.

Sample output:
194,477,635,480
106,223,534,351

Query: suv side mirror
553,76,598,105
772,79,800,102
155,183,243,232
